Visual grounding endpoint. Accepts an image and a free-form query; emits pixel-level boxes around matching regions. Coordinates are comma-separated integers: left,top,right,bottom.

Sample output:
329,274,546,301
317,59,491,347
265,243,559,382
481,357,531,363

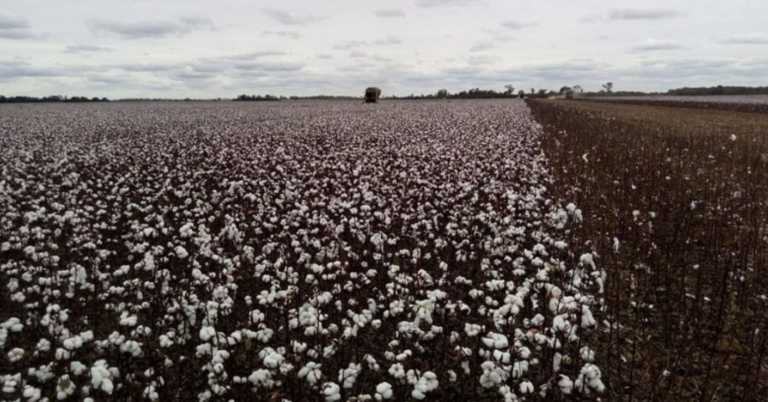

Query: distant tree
531,88,535,95
573,85,584,94
559,86,572,94
602,82,614,93
518,90,526,99
436,89,449,98
504,85,515,96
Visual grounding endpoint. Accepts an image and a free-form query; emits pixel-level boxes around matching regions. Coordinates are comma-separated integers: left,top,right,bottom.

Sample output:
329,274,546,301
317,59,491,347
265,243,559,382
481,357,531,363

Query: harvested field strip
579,98,768,115
529,99,768,401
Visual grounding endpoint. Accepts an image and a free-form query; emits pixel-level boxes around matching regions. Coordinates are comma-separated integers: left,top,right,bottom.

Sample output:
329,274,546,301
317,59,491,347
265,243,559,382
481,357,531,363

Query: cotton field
0,100,605,401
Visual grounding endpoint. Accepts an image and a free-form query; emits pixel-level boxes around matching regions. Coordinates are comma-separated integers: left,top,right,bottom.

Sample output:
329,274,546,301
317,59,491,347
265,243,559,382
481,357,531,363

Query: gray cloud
261,7,324,26
374,9,406,18
373,36,403,45
629,39,685,52
217,50,287,61
0,30,36,40
500,20,536,30
262,30,301,39
333,40,368,50
334,37,402,51
608,8,683,21
0,13,29,30
115,62,179,72
469,41,493,52
232,61,303,72
0,60,80,80
0,12,37,40
90,16,213,39
721,33,768,45
416,0,479,8
65,44,113,54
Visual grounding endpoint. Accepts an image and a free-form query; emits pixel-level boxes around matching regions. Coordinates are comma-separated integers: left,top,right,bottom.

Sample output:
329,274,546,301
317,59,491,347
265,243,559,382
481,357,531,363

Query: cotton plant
0,100,605,400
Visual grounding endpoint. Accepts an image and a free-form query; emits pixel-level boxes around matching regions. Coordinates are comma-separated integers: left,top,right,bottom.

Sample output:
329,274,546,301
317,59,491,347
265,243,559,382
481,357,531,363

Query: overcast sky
1,0,767,98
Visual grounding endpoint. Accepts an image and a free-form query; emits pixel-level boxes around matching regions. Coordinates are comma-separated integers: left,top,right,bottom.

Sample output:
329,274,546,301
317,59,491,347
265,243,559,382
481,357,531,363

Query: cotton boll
199,326,216,342
580,346,595,362
23,385,42,401
298,362,322,384
322,382,341,401
248,369,272,387
375,382,393,400
558,375,573,394
7,347,25,362
57,374,76,400
411,371,438,400
519,380,534,394
174,246,189,259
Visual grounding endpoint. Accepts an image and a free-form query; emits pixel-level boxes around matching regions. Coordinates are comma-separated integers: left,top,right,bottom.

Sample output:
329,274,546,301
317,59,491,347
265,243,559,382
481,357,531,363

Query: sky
1,0,767,98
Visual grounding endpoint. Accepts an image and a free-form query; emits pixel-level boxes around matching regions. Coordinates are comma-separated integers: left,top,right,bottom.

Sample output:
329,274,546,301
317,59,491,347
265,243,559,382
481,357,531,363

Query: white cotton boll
248,369,272,387
262,350,284,368
36,338,51,352
8,347,25,362
411,371,438,400
57,374,76,399
322,382,341,401
519,380,534,394
70,361,87,376
558,375,574,394
174,246,189,259
464,323,483,337
90,360,115,395
101,378,114,395
119,313,137,327
580,346,595,362
388,363,405,379
298,362,322,384
553,353,563,372
339,363,361,389
23,385,41,401
180,223,195,238
2,317,23,333
199,326,216,342
63,336,83,350
481,332,508,349
375,382,393,400
479,361,505,388
575,363,605,393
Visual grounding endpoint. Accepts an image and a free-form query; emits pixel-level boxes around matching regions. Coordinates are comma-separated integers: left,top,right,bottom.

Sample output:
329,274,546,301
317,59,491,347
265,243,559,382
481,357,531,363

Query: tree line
0,95,110,103
667,86,768,96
